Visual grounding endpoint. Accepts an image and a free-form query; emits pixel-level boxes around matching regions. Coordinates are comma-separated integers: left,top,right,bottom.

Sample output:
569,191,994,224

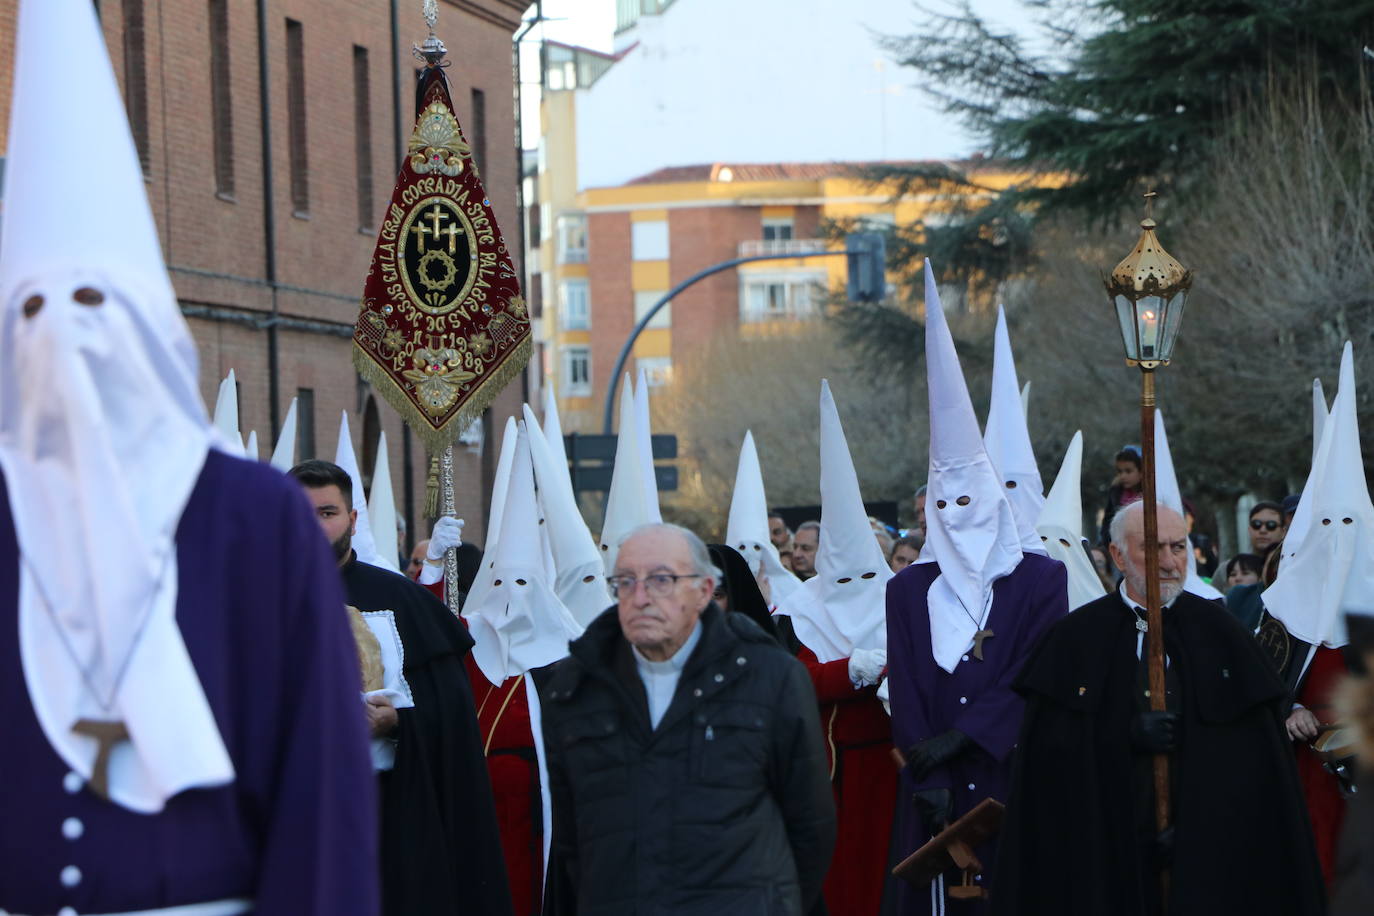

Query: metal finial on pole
415,0,447,65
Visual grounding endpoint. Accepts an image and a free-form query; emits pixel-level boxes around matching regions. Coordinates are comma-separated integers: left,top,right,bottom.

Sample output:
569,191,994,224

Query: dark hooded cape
992,589,1324,916
343,555,514,916
708,543,781,639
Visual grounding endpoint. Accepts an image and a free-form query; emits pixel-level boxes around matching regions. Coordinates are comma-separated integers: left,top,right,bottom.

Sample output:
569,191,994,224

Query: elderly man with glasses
537,522,836,916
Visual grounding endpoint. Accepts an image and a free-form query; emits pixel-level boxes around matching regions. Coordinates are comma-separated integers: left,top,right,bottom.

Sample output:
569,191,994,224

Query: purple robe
885,553,1066,914
0,451,379,916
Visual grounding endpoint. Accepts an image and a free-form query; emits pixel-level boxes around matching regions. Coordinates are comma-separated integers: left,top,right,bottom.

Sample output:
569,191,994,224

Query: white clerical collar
1118,579,1181,613
633,617,703,673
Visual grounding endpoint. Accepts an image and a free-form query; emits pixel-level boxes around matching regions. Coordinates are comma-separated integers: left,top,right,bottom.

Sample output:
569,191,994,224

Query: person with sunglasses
1248,501,1288,555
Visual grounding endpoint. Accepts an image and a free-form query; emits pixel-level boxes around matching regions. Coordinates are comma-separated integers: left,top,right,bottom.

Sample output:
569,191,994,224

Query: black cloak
708,543,781,639
992,590,1324,916
342,554,514,916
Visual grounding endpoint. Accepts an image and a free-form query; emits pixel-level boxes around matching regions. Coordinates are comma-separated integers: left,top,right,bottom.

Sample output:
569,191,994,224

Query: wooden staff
1139,368,1170,905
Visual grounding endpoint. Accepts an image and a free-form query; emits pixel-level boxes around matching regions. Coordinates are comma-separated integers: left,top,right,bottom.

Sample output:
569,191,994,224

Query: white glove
876,676,891,716
426,517,465,560
848,647,887,688
418,517,464,586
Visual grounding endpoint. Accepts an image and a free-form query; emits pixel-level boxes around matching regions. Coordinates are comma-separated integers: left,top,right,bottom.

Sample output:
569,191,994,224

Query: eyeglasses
1250,519,1281,532
608,573,703,598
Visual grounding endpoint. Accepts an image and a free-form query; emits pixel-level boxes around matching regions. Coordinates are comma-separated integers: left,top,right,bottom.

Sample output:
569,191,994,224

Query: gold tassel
425,455,440,519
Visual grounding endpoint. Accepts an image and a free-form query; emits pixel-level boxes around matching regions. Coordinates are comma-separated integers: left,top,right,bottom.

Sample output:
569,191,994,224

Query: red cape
797,646,898,914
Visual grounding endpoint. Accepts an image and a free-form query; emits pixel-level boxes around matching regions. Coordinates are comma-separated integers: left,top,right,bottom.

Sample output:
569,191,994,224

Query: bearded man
290,460,513,916
994,502,1324,916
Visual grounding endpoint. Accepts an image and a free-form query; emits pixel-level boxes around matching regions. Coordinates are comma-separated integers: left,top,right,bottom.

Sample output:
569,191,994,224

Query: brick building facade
0,0,532,551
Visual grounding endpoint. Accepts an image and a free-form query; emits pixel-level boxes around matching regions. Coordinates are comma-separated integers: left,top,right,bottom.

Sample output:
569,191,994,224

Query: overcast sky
518,0,1049,157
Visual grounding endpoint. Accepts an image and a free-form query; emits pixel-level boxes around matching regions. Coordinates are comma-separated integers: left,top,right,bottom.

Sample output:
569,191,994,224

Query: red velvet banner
353,67,529,452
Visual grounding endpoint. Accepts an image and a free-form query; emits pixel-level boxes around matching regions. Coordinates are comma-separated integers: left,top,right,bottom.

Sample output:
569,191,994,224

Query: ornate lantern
1103,192,1193,368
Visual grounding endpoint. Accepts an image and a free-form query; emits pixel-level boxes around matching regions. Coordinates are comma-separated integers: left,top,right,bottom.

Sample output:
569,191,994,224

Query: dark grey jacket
538,603,836,916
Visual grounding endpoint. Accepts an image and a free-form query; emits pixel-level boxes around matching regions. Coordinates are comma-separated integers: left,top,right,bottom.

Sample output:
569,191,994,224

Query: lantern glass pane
1114,294,1139,361
1157,290,1188,362
1136,294,1166,362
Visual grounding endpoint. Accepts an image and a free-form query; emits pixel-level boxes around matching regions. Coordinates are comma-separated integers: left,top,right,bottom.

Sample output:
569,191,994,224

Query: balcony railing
737,238,830,257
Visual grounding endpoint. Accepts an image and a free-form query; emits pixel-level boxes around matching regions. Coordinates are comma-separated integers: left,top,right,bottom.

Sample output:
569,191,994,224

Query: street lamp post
1102,190,1193,902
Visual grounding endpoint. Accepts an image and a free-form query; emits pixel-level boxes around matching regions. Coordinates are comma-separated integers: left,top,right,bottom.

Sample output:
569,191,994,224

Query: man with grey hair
791,519,821,580
992,501,1324,915
538,522,836,915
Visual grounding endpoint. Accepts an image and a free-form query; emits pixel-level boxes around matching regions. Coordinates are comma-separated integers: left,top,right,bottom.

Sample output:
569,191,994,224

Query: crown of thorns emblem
417,249,458,291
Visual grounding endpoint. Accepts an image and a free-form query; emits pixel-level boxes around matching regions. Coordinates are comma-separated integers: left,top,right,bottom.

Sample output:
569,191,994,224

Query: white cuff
418,563,444,586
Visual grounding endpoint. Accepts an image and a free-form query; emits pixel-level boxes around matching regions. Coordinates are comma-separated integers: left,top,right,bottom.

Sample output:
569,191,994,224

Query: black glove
1131,710,1181,754
905,729,974,782
1152,825,1176,869
912,788,954,834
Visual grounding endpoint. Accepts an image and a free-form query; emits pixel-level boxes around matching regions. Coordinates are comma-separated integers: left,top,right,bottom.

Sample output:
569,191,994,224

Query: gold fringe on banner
352,335,531,457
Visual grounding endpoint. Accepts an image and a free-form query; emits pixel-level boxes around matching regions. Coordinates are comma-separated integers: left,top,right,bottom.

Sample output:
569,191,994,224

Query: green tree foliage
886,0,1374,217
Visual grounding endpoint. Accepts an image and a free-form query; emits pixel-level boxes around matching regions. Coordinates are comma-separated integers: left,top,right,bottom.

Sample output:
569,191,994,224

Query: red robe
797,646,898,915
425,580,544,915
1295,646,1350,885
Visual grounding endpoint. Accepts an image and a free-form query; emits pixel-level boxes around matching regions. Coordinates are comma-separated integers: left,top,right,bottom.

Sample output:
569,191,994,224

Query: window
631,220,669,260
123,0,151,175
556,213,587,263
633,290,671,329
762,218,793,242
637,356,673,389
296,387,316,459
209,0,234,197
562,347,592,397
560,280,590,330
353,46,374,230
739,272,826,323
469,88,487,174
285,19,309,216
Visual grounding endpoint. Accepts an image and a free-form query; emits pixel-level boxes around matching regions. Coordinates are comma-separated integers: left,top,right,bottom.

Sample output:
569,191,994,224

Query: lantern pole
1139,366,1169,838
1104,188,1195,912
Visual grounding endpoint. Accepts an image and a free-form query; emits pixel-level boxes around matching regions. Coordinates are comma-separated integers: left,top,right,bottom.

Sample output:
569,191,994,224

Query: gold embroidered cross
410,220,432,246
972,629,994,661
442,222,463,253
426,204,446,239
72,719,130,800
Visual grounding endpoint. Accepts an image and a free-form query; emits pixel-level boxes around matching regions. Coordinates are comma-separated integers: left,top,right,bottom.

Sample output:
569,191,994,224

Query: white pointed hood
1312,378,1328,468
1035,432,1106,610
542,384,571,474
774,381,891,662
633,369,662,523
726,431,803,606
368,430,399,573
212,370,245,457
523,405,611,626
0,0,231,812
1152,410,1222,600
334,412,390,571
466,417,519,608
1265,343,1374,647
245,430,259,460
270,397,298,472
922,262,1023,674
600,377,658,574
465,424,584,685
983,306,1046,555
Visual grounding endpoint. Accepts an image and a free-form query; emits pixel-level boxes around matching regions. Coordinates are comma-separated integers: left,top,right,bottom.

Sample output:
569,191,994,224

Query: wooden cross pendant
72,719,130,800
972,629,995,661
